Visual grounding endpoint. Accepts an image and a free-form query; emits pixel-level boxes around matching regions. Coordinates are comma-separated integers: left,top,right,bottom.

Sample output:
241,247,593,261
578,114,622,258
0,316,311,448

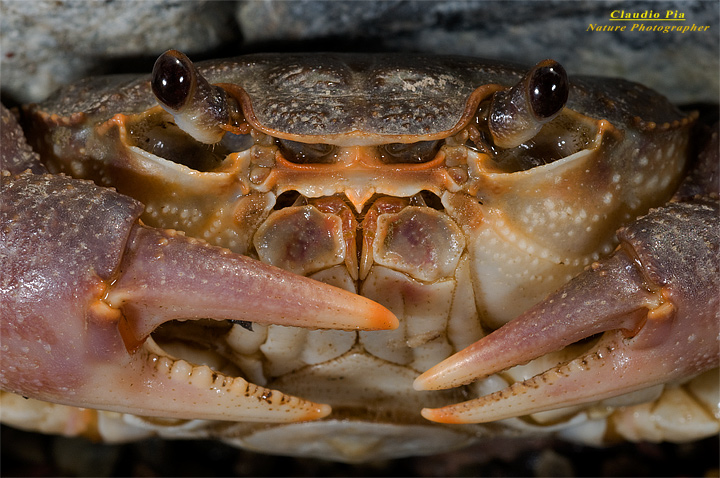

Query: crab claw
1,170,396,423
416,199,719,424
109,224,397,350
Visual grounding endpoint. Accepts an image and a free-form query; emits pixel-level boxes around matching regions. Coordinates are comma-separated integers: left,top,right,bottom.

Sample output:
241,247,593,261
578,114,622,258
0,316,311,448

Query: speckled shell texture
32,54,687,138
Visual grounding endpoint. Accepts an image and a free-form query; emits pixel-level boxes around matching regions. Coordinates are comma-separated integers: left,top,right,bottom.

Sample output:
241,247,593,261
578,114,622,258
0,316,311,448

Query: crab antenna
151,49,230,144
488,59,568,149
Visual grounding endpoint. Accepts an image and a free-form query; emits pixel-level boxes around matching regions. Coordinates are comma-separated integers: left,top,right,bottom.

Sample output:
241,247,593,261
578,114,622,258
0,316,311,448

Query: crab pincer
415,198,719,423
1,106,397,424
0,173,396,423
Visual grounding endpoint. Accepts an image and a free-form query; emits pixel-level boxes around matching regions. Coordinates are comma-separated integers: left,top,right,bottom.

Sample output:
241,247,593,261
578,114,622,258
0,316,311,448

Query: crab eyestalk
151,49,235,144
488,59,569,149
415,199,719,424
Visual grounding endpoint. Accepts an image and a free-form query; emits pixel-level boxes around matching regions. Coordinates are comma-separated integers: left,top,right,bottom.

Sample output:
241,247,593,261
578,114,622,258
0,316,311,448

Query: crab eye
150,50,232,145
378,141,441,164
152,50,194,110
276,139,337,164
529,63,568,120
488,59,569,149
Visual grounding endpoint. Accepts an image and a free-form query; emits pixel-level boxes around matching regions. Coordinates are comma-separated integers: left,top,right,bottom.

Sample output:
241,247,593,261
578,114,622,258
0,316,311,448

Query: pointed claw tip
374,305,400,331
348,300,399,331
420,407,465,424
413,358,465,391
413,373,435,391
308,288,398,331
308,403,332,420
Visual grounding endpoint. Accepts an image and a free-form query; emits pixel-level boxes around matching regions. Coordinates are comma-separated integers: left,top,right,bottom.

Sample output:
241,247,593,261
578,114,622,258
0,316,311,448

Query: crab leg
416,198,719,423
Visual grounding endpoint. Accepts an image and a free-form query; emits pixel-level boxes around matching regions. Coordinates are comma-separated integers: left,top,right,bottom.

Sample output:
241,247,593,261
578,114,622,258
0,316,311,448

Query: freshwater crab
1,50,718,462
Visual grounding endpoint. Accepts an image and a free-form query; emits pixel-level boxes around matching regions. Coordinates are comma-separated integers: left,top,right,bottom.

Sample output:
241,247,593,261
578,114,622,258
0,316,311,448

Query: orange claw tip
420,406,467,424
421,400,514,425
304,403,333,421
413,365,447,391
413,354,471,391
305,287,399,331
358,300,399,331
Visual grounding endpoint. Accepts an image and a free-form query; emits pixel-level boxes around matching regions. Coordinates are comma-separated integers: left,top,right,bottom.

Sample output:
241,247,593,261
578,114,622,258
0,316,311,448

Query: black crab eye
276,139,337,164
529,63,568,120
378,141,441,164
487,60,569,150
152,50,194,110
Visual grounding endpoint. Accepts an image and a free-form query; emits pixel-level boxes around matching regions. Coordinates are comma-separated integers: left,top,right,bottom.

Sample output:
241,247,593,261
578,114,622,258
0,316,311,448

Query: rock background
1,0,719,476
1,0,718,104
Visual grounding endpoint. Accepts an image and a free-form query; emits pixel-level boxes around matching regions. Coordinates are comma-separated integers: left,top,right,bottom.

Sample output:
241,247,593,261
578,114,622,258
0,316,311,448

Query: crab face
27,53,691,320
6,51,717,462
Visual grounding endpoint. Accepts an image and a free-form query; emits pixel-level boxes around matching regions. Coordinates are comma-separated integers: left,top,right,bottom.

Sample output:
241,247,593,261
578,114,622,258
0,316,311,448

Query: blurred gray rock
1,0,717,105
0,0,237,103
237,0,719,104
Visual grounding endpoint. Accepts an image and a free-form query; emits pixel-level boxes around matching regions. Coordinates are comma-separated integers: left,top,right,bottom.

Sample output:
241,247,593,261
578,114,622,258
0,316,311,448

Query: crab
1,50,718,463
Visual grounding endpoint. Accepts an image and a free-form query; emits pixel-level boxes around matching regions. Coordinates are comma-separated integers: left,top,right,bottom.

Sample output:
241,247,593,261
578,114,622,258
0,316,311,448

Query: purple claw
1,106,397,424
416,198,719,423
